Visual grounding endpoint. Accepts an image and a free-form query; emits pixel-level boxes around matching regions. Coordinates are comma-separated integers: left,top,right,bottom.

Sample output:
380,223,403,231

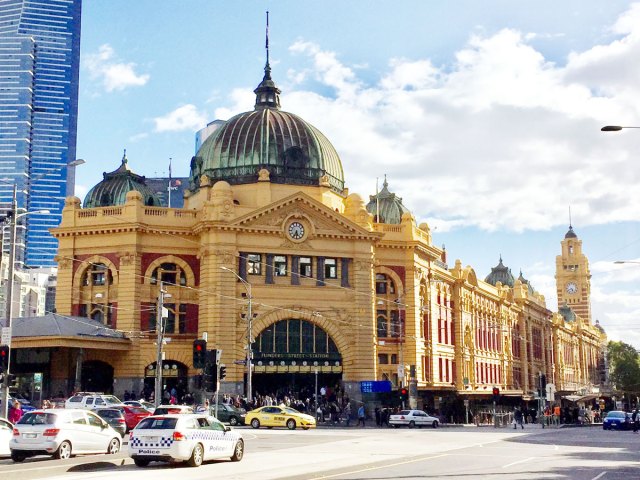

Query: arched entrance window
376,274,402,338
81,360,114,393
143,360,189,401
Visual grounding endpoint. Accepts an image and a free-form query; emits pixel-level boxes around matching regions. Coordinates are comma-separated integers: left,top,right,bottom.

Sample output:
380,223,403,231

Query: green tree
607,340,640,395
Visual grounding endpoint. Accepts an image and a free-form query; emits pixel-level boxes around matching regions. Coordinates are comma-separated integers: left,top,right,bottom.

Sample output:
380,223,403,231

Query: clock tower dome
555,225,592,322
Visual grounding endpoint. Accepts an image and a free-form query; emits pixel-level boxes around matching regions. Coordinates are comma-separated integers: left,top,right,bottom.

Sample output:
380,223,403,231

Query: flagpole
167,158,172,208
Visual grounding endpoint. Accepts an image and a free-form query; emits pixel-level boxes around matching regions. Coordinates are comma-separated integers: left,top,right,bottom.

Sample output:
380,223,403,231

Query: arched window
82,263,113,286
375,273,401,339
150,263,187,286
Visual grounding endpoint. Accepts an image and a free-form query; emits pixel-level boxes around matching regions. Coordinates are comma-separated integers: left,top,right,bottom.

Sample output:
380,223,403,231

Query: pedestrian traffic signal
399,387,409,401
0,345,8,372
193,339,207,369
219,365,227,381
492,387,500,396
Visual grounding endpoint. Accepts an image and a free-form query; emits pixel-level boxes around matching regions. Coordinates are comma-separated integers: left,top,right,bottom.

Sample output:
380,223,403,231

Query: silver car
10,408,121,462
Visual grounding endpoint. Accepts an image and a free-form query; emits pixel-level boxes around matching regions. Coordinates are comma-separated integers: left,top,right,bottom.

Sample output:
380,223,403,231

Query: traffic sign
1,327,10,346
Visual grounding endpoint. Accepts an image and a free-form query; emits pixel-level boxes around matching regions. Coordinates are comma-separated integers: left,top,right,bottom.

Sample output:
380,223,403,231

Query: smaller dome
565,225,577,239
485,256,515,287
84,151,161,208
517,270,536,294
366,177,411,224
594,319,605,333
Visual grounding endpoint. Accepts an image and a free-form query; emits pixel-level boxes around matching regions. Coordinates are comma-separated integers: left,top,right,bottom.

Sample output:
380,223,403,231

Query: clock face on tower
565,282,578,294
288,221,305,240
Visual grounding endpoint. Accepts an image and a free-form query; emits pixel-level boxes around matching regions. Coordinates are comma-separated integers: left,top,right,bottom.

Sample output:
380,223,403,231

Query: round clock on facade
566,282,578,294
288,221,305,240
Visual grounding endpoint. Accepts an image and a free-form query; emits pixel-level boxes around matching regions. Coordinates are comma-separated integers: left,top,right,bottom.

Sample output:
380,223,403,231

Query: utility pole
154,282,166,406
1,185,17,419
246,281,253,404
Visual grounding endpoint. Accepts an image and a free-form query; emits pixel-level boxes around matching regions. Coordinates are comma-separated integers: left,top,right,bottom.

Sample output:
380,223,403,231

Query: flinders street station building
10,55,606,415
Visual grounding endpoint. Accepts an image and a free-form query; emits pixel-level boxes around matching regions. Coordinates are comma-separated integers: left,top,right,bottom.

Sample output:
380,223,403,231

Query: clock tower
555,225,592,322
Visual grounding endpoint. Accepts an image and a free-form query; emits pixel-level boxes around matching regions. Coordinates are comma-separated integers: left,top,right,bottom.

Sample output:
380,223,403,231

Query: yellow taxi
245,406,316,430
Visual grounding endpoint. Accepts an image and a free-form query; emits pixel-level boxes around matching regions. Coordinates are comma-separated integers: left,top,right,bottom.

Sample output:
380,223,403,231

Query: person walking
357,404,366,427
514,407,524,429
633,407,640,433
8,400,23,424
344,402,352,427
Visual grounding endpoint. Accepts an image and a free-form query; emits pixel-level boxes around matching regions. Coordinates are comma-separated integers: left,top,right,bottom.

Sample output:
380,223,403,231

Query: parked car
389,409,440,428
210,403,246,426
152,405,194,415
123,400,155,413
129,414,244,467
0,418,13,457
603,411,631,430
10,408,121,462
65,394,122,410
95,408,127,437
117,405,151,431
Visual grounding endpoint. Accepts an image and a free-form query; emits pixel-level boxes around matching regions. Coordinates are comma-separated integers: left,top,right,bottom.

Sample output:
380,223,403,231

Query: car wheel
187,443,204,467
107,437,120,454
11,451,26,462
134,458,150,467
287,419,296,430
54,440,72,460
432,420,439,428
409,420,416,429
229,416,238,426
251,418,260,429
231,439,244,462
393,424,400,428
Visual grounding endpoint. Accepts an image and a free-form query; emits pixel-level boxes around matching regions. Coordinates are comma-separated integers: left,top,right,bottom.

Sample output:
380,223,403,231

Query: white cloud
84,44,150,92
153,104,208,133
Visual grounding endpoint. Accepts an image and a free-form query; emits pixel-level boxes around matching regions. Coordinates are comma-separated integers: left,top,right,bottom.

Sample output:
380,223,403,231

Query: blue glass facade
0,0,82,267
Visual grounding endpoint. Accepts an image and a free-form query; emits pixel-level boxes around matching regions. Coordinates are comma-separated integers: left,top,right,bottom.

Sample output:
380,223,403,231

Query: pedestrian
316,404,324,423
9,400,23,424
344,402,352,427
375,407,381,427
513,407,524,429
633,407,640,433
357,404,366,427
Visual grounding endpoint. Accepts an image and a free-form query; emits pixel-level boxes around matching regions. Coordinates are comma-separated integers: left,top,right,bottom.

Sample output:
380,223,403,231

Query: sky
76,1,640,346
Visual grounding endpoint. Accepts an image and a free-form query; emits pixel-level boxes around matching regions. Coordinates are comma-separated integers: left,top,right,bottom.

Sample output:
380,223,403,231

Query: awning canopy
1,313,130,350
563,394,599,403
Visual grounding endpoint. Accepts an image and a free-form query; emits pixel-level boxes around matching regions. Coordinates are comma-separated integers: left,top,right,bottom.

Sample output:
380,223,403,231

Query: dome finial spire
122,149,127,164
264,10,271,80
254,11,281,110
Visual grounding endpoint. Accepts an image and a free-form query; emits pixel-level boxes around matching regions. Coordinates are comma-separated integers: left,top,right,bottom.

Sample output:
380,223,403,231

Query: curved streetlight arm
601,126,640,131
220,266,253,403
614,260,640,264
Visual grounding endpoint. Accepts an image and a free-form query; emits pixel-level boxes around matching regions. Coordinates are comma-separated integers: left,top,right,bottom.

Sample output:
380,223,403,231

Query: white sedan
389,409,439,428
129,414,243,467
0,418,13,457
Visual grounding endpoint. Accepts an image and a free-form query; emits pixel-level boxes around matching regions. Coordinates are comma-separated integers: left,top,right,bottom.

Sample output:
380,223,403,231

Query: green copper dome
84,152,161,208
188,64,345,193
366,177,411,224
484,256,515,287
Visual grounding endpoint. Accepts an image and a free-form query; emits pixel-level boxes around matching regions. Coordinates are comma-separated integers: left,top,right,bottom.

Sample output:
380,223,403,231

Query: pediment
230,192,377,239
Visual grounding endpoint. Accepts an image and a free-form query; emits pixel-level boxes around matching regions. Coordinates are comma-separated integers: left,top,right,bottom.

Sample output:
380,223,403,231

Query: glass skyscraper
0,0,82,267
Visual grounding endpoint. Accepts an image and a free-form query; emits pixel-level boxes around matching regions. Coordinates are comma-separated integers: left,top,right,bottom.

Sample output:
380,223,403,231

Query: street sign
360,381,392,393
233,360,246,365
1,327,10,346
397,365,405,379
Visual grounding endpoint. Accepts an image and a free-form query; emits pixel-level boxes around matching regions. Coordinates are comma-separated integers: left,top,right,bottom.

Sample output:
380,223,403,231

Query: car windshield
136,417,178,430
103,396,121,405
18,412,57,425
283,407,301,414
607,411,625,418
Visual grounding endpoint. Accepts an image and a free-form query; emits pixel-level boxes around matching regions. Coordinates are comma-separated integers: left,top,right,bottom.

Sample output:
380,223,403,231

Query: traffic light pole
2,185,17,419
154,283,166,407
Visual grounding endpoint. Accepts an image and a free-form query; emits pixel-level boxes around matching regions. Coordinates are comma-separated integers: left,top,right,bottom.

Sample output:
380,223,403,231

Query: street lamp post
220,266,253,404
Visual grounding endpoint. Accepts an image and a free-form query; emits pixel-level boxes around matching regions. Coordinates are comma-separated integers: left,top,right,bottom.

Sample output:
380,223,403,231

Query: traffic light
0,345,8,372
192,339,207,369
399,387,408,402
203,349,218,391
492,387,500,403
219,365,227,381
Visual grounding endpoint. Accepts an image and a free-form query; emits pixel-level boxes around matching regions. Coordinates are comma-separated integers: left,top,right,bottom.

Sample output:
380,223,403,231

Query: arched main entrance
143,360,188,401
81,360,114,393
252,319,343,401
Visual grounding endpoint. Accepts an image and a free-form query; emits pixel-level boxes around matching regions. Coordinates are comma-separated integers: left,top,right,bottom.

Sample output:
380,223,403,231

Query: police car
128,414,243,467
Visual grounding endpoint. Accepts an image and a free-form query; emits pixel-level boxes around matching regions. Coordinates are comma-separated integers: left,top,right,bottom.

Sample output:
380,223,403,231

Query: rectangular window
378,354,389,365
325,258,337,279
79,304,87,318
274,255,287,276
390,354,398,364
377,312,388,338
247,254,262,275
299,257,312,277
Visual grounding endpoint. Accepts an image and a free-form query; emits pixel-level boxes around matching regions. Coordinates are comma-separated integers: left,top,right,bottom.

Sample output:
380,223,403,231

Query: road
1,425,638,479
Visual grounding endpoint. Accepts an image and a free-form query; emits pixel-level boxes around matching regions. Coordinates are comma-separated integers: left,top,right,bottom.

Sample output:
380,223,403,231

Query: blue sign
360,381,392,393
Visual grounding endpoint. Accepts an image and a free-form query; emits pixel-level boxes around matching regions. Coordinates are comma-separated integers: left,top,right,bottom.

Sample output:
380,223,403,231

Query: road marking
502,456,535,468
307,453,449,479
591,472,606,480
